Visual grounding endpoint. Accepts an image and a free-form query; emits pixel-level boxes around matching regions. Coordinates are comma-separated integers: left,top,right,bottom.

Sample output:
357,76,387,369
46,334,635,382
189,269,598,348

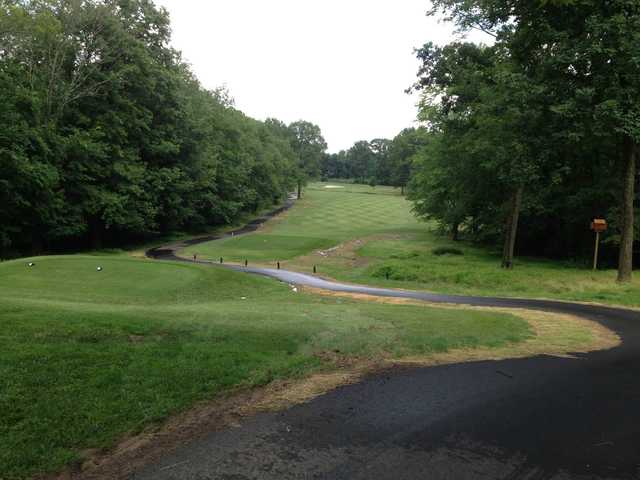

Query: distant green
183,182,417,263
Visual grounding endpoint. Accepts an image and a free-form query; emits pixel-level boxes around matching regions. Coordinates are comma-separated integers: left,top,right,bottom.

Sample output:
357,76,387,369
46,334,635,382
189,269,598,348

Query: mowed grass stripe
184,182,420,262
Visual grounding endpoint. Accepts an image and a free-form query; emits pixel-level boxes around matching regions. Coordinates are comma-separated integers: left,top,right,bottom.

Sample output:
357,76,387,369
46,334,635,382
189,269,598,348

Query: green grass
349,236,640,306
183,182,415,263
0,255,529,479
189,182,640,307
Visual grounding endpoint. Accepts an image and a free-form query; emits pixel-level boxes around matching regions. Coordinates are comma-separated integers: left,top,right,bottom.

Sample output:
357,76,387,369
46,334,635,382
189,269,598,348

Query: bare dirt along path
144,203,640,480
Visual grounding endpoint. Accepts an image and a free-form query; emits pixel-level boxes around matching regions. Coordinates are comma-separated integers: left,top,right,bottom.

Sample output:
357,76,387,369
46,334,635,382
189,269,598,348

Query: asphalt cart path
142,205,640,480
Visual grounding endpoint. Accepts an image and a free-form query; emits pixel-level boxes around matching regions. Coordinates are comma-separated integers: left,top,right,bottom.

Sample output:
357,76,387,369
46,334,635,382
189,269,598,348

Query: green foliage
288,120,327,195
407,0,640,268
0,0,321,256
320,133,424,191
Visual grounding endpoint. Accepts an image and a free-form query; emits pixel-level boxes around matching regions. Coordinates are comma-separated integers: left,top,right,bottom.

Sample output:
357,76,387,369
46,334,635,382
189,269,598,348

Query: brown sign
590,219,607,233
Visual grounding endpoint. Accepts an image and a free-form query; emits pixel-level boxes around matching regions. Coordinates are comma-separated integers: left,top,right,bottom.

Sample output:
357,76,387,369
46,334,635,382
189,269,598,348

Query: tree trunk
31,235,44,256
450,222,460,241
297,181,302,200
88,218,104,251
617,136,636,282
501,186,523,269
400,185,405,196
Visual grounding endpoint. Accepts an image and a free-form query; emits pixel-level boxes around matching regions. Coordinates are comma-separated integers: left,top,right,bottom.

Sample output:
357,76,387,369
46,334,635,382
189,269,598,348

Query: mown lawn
0,255,528,479
189,182,640,307
183,182,416,263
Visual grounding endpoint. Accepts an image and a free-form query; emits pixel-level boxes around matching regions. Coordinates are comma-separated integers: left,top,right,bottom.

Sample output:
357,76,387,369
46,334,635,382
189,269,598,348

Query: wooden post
590,219,607,270
593,231,600,271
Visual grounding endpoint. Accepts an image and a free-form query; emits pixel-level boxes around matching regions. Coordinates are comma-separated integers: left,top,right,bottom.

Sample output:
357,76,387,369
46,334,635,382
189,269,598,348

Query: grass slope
189,182,640,307
352,236,640,306
183,183,416,263
0,255,528,479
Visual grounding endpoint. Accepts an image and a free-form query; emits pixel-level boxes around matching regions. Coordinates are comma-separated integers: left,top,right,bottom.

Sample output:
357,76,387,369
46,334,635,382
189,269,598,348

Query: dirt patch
290,234,399,271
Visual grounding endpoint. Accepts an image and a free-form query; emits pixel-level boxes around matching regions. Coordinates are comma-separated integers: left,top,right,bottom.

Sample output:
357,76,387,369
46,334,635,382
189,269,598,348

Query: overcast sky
153,0,487,152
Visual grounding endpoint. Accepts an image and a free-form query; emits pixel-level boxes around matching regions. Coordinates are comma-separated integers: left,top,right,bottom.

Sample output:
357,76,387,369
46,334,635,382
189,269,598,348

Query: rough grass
348,235,640,307
193,182,640,307
0,255,529,479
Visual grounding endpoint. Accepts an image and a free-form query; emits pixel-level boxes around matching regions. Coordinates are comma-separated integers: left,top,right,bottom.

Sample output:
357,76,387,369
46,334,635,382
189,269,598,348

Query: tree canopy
0,0,326,256
407,0,640,278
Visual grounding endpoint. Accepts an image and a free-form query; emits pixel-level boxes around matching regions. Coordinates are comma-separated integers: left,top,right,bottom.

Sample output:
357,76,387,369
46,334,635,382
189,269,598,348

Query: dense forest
329,0,639,279
0,0,326,257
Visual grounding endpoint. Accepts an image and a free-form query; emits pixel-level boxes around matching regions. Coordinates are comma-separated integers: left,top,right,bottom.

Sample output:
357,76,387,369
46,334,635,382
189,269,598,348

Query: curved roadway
142,204,640,480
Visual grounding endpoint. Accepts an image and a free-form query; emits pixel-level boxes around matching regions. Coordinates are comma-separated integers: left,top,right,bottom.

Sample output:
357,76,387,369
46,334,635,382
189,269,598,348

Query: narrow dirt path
141,203,640,480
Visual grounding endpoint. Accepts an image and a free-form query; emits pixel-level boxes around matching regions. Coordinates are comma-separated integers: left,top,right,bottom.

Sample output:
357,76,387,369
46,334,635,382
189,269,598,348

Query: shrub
390,250,421,259
432,246,464,256
373,265,395,279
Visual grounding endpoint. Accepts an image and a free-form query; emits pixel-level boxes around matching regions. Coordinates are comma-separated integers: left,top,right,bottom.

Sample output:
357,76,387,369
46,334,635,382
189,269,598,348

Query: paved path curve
143,205,640,480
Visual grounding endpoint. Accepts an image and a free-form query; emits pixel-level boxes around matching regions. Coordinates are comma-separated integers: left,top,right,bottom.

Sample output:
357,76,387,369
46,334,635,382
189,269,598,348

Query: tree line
320,128,427,193
405,0,639,280
0,0,326,257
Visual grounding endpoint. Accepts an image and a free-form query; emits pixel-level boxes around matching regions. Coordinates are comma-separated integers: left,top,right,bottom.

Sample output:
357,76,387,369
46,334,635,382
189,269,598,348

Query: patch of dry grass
303,287,620,365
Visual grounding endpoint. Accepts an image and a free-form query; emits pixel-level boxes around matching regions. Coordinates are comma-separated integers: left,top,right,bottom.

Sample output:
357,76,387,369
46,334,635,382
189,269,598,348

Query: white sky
153,0,488,152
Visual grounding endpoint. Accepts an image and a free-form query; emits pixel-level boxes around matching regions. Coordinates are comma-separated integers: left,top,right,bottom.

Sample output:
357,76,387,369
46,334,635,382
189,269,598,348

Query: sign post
590,219,607,271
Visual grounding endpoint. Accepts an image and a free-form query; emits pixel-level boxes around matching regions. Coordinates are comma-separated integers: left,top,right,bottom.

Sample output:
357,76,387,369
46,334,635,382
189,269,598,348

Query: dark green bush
390,251,420,259
432,247,464,256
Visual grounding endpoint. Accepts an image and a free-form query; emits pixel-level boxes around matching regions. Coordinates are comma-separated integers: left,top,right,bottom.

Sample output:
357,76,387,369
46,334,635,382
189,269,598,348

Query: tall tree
288,120,327,198
388,128,427,195
347,141,376,183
